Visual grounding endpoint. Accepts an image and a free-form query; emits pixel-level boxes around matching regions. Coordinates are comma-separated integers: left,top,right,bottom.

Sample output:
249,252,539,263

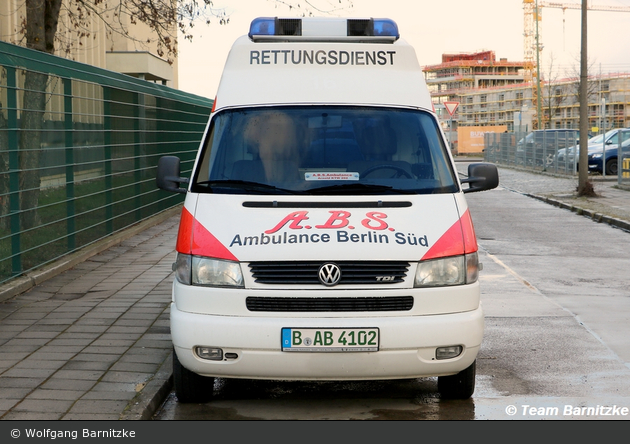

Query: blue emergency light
249,17,399,42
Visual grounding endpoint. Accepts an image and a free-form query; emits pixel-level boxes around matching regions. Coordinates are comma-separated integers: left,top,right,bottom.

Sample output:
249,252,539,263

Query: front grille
246,296,414,312
248,261,410,285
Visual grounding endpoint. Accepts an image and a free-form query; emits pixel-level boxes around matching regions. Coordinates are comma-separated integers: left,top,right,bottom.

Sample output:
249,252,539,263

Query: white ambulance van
157,17,499,402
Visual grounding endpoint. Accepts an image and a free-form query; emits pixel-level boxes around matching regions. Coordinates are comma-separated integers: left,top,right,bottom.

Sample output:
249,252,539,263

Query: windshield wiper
194,180,302,195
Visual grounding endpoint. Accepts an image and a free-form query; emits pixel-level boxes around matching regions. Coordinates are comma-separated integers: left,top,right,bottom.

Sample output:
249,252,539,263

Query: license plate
281,327,379,352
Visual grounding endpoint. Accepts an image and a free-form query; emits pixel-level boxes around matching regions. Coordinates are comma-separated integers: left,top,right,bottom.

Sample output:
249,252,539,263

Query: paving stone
52,369,107,381
39,377,96,392
11,398,75,413
60,360,113,371
109,361,160,374
2,411,64,420
61,412,120,420
13,359,67,370
0,377,45,389
68,399,128,414
69,353,119,363
0,398,21,412
2,367,59,379
100,371,152,384
79,390,136,401
25,388,87,401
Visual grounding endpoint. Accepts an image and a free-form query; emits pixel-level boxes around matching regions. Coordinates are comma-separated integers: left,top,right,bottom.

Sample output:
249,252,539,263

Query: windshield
191,106,459,195
589,134,605,144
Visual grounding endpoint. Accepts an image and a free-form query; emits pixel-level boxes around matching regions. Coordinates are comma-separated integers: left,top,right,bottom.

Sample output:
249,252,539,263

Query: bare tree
541,53,568,128
566,55,599,113
10,0,353,229
0,98,8,230
17,0,64,229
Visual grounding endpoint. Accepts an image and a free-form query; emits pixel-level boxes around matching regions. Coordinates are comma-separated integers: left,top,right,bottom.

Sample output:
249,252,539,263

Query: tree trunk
19,70,48,229
19,0,63,229
0,106,9,231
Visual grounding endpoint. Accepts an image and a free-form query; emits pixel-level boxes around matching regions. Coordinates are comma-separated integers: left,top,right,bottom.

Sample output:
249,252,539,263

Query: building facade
423,51,630,153
423,51,527,105
0,0,177,87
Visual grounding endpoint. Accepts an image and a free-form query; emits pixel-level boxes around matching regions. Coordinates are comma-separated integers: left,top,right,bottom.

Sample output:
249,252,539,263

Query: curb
120,353,174,421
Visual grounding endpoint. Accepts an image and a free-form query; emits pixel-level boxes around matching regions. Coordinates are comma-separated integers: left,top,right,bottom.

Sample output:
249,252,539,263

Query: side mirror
461,162,499,193
156,156,189,194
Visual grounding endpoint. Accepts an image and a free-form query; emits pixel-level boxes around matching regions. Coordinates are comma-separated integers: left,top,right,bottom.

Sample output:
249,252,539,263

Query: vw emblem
319,263,341,286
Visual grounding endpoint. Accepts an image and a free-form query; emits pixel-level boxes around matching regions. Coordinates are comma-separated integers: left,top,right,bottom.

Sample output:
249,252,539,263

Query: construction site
424,0,630,154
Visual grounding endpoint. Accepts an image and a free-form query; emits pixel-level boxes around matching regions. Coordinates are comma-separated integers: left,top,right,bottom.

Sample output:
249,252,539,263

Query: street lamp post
602,97,606,177
535,0,543,130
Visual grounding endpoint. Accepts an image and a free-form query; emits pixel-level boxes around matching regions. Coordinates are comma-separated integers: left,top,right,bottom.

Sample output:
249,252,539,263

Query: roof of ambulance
213,34,434,112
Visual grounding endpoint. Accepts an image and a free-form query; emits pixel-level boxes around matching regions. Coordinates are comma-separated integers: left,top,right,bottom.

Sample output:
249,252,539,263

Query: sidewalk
1,165,630,420
0,213,180,420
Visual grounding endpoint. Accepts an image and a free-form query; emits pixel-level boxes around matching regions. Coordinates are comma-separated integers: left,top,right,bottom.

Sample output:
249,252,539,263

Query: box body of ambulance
157,17,499,401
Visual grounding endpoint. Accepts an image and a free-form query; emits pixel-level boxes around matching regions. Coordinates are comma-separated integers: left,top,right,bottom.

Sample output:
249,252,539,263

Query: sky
177,0,630,99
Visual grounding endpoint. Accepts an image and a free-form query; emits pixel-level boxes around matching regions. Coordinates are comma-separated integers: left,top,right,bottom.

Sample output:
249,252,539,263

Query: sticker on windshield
305,172,359,181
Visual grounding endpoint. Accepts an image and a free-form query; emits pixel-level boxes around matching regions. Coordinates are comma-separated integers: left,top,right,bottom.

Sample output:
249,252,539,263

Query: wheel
437,360,476,400
360,164,413,178
173,348,215,403
605,158,618,175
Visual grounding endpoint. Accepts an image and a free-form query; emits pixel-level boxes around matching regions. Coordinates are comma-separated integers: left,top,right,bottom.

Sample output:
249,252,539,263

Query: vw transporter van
157,17,499,402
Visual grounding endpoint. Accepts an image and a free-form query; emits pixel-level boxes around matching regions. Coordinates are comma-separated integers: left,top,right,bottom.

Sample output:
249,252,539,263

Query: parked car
587,130,630,175
517,129,580,166
555,128,630,170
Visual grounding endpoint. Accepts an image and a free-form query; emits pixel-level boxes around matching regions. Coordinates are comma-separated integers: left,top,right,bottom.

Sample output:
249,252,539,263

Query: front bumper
171,303,484,380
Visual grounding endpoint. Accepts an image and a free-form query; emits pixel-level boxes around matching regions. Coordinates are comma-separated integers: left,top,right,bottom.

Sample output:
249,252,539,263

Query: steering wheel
360,164,414,179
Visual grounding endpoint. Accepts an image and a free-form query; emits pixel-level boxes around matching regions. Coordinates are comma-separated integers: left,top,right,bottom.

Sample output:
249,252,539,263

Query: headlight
414,253,479,287
175,253,244,287
193,256,244,287
591,153,602,159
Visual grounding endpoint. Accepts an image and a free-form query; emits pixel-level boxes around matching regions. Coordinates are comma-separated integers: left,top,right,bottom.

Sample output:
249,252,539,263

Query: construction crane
523,0,630,128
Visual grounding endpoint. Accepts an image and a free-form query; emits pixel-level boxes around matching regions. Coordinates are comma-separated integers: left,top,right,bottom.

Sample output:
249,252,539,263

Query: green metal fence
0,41,212,286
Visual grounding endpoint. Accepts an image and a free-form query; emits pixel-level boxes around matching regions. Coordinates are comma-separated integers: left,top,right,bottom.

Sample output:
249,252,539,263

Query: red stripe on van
421,209,477,261
176,207,239,261
176,208,194,254
460,209,478,254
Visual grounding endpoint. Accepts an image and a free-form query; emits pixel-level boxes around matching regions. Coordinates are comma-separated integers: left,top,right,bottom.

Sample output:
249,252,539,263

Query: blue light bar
372,19,399,38
249,17,276,38
249,17,399,42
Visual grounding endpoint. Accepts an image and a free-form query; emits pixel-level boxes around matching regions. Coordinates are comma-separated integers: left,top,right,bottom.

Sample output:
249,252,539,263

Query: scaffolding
423,51,527,105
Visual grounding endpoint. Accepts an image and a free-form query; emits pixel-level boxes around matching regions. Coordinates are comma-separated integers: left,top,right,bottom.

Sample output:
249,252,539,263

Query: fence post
7,67,21,275
63,78,75,251
621,129,628,186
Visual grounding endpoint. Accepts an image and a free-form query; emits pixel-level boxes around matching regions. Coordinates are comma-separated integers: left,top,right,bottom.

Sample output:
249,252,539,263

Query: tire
438,360,476,400
605,158,618,176
173,348,215,403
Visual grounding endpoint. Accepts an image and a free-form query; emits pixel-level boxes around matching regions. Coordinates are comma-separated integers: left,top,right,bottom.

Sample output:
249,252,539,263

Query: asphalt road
154,166,630,420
